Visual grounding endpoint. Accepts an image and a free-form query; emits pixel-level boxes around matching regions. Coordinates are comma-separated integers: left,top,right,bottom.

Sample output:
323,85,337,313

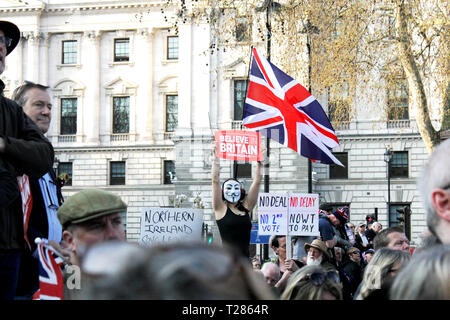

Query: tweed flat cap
58,189,127,227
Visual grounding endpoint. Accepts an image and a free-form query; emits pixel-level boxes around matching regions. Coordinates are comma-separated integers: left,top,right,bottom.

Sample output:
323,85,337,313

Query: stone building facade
0,0,438,247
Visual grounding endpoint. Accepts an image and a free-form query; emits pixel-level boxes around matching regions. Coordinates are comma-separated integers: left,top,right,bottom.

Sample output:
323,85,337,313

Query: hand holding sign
214,130,263,162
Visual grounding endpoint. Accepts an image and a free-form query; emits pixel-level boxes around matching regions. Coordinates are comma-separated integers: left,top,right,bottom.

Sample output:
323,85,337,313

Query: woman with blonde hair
281,265,343,300
355,248,410,300
389,244,450,300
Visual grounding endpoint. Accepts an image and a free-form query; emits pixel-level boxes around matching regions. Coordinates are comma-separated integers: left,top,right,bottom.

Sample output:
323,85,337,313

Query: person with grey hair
81,242,276,300
12,81,67,299
389,244,450,300
355,248,411,300
260,261,281,287
418,139,450,244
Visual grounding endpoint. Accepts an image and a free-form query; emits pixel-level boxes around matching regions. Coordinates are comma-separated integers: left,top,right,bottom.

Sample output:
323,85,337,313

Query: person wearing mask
211,146,262,258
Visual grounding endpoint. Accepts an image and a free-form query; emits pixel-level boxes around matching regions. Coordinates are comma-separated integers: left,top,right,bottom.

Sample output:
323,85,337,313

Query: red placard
214,130,263,161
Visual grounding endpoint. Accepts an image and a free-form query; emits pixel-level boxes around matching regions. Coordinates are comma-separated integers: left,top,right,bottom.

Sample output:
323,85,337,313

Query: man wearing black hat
0,20,54,300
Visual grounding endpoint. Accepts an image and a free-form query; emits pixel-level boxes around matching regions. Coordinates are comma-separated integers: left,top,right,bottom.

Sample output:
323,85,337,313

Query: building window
387,79,409,120
235,17,251,42
110,161,126,185
164,160,175,184
329,152,348,179
57,162,73,186
388,203,411,239
114,38,130,62
112,96,130,133
167,36,178,60
60,98,77,135
328,85,350,123
62,40,77,64
390,151,408,178
234,79,248,121
234,162,252,179
166,94,178,132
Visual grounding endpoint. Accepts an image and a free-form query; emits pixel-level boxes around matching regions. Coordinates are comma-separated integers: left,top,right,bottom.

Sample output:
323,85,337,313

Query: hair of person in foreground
80,241,276,300
280,265,343,300
355,248,411,300
389,244,450,300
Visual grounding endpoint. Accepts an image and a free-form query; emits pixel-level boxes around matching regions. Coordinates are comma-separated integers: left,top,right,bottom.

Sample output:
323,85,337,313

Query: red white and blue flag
242,48,343,166
32,241,64,300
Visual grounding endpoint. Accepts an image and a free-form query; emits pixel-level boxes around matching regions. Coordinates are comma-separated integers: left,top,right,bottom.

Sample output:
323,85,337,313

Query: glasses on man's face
301,271,341,286
0,36,12,48
352,251,360,255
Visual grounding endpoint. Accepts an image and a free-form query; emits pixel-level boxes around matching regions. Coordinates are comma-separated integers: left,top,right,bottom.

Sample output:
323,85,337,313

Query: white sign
139,207,203,246
257,193,319,237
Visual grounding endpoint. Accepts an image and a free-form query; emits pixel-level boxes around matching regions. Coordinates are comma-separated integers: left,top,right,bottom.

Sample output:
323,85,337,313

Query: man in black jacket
0,20,54,300
12,81,66,299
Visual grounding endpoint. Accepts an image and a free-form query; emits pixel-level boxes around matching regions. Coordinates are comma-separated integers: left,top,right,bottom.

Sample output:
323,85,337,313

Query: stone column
136,27,154,144
24,31,40,82
40,32,50,86
83,30,101,145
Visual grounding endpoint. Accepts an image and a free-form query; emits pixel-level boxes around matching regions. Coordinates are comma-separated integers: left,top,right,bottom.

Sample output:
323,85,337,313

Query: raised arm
211,145,226,219
243,160,263,212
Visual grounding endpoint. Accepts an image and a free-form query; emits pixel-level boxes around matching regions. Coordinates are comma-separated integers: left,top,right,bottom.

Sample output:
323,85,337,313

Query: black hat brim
0,21,20,56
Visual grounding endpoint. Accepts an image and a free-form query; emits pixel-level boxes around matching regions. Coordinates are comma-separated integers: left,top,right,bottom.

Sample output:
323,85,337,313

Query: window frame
163,160,176,184
165,94,178,133
389,151,409,178
167,36,179,60
329,152,348,179
60,97,78,135
57,162,73,186
62,40,78,65
110,161,126,186
112,96,130,134
113,38,130,62
233,79,249,121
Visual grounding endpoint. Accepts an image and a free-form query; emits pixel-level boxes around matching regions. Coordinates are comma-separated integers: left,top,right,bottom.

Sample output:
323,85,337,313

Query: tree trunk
394,1,440,152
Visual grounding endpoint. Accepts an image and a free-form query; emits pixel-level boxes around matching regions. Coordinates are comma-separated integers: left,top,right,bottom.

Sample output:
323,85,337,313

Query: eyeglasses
441,182,450,190
352,251,360,255
0,36,12,48
300,271,341,286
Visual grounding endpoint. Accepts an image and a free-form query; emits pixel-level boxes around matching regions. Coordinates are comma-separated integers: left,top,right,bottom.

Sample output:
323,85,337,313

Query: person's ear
62,229,76,251
431,189,450,222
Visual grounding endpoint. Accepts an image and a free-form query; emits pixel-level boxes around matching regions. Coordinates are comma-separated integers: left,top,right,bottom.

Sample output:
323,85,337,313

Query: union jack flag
242,48,343,166
32,241,64,300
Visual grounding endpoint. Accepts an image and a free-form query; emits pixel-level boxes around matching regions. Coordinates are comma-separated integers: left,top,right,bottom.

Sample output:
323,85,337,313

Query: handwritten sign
214,130,263,161
139,207,203,246
257,193,319,237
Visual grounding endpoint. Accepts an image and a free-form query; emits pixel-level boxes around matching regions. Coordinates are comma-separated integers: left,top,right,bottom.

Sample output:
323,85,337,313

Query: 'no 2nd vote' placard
258,193,320,236
214,130,263,162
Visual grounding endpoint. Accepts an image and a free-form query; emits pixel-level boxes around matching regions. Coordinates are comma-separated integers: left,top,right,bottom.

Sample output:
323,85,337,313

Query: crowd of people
0,19,449,301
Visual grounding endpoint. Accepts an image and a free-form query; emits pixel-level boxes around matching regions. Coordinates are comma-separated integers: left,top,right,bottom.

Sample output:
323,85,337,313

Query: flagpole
306,21,313,194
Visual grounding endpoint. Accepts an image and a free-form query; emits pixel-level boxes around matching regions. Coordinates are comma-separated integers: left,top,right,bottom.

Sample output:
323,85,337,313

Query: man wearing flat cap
58,189,127,266
0,20,54,300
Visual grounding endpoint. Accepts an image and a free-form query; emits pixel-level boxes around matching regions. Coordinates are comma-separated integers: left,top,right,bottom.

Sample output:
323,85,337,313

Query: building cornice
54,144,174,153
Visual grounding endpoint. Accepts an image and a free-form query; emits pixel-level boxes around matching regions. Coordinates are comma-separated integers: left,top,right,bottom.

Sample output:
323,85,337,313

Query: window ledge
161,59,178,65
108,61,134,67
56,64,82,70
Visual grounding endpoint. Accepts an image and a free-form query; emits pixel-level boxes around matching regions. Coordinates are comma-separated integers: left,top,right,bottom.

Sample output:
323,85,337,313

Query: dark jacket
355,232,373,251
0,80,54,250
342,259,363,296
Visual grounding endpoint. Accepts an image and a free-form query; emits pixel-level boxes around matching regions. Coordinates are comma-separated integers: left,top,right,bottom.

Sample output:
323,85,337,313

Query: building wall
0,0,432,246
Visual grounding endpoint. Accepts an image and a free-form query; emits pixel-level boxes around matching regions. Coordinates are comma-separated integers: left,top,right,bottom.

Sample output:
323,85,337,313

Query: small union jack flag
32,241,64,300
242,48,343,166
